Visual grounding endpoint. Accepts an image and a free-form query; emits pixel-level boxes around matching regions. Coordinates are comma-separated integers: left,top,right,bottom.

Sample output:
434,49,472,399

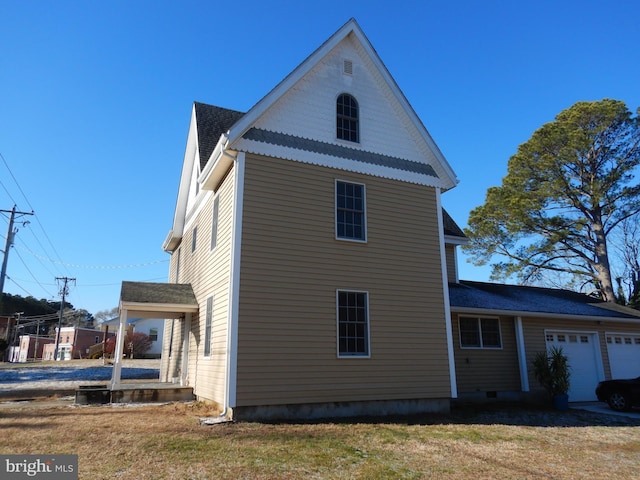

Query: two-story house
111,19,640,419
157,18,458,420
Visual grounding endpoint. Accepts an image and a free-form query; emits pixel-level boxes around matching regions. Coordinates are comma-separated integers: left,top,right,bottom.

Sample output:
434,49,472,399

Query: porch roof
119,281,199,318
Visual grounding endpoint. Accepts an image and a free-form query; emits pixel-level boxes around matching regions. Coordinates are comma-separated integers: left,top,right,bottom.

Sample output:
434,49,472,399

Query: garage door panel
606,334,640,379
545,331,601,402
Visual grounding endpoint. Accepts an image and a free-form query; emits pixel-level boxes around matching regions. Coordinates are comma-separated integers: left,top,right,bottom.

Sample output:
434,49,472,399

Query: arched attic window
336,93,359,143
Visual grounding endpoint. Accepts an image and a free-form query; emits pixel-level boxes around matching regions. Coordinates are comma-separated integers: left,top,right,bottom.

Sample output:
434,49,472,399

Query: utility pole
0,205,34,296
53,276,75,361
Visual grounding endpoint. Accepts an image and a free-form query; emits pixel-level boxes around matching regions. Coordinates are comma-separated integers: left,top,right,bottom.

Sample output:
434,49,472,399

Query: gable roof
442,209,466,240
200,18,457,191
450,280,640,322
193,102,244,171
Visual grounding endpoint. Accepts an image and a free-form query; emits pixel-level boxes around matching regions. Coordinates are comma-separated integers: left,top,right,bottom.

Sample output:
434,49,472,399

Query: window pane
204,296,213,356
337,94,359,142
336,181,365,241
211,196,219,250
459,318,480,347
480,318,501,348
338,291,368,356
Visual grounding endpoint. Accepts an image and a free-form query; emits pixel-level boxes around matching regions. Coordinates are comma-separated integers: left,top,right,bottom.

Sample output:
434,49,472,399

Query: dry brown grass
0,399,639,479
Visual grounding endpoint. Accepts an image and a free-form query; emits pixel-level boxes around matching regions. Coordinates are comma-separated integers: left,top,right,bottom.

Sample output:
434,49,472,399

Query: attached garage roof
450,280,640,321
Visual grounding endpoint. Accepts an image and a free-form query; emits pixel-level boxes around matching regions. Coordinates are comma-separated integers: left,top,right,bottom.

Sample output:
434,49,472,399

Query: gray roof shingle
193,102,245,170
449,280,640,320
120,281,197,306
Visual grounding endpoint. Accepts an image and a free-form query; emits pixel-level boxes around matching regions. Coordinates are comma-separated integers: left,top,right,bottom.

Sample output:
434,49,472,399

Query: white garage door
545,331,602,402
606,334,640,379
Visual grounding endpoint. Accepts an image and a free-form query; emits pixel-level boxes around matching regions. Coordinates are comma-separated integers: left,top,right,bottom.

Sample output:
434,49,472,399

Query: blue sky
1,1,639,315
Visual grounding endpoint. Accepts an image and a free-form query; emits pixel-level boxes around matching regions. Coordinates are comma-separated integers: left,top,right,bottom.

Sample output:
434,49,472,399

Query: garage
545,331,604,402
606,333,640,379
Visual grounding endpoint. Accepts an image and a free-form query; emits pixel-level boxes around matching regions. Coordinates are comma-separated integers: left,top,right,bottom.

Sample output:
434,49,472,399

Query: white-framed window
204,296,213,357
211,195,220,251
336,180,366,242
175,247,181,283
336,93,359,142
337,290,370,357
191,226,198,253
459,317,502,349
149,328,158,342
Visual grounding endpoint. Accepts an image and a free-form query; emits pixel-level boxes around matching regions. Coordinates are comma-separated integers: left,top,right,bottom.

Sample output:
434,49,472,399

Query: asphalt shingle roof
120,281,198,307
442,209,466,238
193,102,245,171
449,280,640,320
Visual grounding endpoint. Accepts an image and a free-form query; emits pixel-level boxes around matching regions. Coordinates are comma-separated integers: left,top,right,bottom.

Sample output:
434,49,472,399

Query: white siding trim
227,152,245,409
234,138,445,188
436,188,457,398
515,316,529,392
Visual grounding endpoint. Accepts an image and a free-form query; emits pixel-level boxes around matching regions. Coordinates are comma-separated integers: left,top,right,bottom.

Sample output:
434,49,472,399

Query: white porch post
515,316,529,392
180,313,191,386
110,308,127,389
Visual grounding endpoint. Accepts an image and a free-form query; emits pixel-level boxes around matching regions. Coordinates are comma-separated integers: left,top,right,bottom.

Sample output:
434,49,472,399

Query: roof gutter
199,134,237,191
450,306,640,324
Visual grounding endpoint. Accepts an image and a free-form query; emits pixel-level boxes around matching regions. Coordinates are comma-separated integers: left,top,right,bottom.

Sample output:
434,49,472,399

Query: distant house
16,334,54,362
102,317,164,358
42,326,107,361
112,19,640,419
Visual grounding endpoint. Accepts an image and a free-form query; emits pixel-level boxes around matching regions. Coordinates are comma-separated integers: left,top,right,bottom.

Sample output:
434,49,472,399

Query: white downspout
436,188,458,399
515,316,529,391
110,308,127,389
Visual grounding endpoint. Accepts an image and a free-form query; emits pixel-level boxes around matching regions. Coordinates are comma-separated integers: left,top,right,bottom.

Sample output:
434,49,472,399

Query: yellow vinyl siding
451,314,521,393
236,154,450,406
162,166,235,404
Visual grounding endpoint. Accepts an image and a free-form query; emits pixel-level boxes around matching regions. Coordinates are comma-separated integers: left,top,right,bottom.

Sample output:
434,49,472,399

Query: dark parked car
595,377,640,411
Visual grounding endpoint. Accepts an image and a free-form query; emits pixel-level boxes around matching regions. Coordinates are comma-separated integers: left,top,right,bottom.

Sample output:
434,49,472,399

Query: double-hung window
149,328,158,342
337,290,369,357
336,180,366,241
459,317,502,349
204,296,213,357
191,226,198,253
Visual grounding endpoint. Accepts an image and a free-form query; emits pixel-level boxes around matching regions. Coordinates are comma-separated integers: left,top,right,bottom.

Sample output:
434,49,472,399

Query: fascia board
227,18,458,191
120,301,199,318
350,24,459,192
444,235,469,245
450,306,640,324
165,105,198,251
227,20,358,145
199,134,234,191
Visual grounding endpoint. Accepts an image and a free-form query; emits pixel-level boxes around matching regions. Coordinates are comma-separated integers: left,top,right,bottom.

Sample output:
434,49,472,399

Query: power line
13,243,169,269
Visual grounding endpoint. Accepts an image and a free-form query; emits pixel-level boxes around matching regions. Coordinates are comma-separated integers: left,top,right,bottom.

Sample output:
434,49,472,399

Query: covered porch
93,281,199,403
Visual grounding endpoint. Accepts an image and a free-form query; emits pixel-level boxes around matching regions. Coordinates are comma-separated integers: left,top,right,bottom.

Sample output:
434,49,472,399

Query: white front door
606,333,640,379
545,331,603,402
